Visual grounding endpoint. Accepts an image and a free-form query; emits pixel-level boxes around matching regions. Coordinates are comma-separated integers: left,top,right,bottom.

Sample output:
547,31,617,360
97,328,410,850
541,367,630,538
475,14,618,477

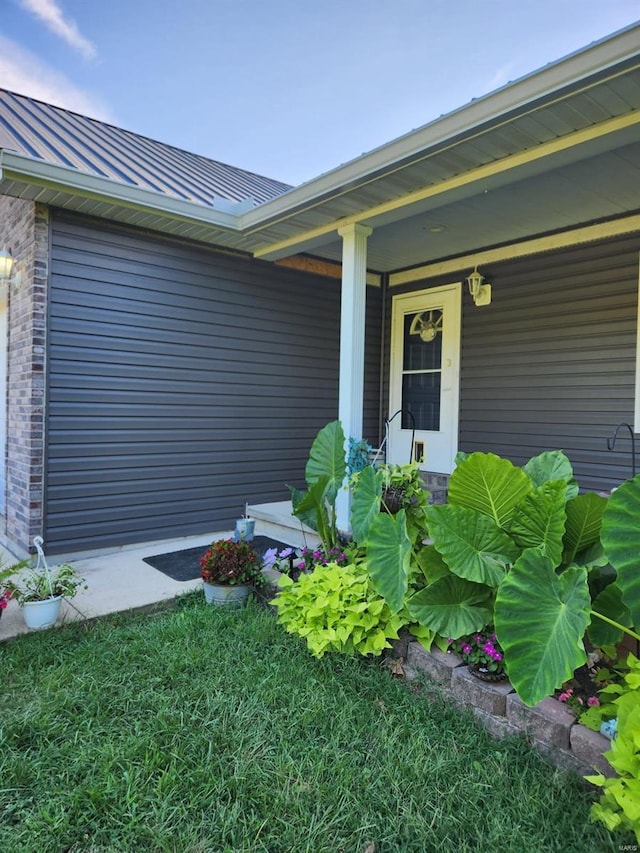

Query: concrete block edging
404,641,615,778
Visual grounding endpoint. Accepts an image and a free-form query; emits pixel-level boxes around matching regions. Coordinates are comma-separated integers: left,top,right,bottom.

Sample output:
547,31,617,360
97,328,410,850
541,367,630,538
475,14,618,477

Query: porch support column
336,222,372,532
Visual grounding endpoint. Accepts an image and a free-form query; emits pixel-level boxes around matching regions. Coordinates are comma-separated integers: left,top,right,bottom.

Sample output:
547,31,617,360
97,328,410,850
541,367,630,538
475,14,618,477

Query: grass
0,594,628,852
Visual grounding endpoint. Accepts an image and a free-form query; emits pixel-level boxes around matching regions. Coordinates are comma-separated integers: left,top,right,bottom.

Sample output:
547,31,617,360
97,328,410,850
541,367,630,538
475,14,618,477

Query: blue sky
2,0,640,185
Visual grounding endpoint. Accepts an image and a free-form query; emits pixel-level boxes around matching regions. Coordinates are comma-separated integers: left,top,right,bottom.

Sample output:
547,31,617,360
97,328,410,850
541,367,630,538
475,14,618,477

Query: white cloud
0,37,113,121
18,0,97,60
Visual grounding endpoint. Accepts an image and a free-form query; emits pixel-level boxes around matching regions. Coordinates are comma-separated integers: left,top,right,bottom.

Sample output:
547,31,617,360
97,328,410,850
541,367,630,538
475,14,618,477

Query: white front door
388,284,461,474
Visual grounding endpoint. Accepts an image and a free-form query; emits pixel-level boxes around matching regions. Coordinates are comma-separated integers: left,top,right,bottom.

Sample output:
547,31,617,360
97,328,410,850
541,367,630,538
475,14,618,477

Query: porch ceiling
247,52,640,271
284,135,640,273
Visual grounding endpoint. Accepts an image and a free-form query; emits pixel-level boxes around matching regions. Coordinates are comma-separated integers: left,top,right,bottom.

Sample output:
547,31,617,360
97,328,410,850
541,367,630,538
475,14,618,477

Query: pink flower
558,691,571,703
587,696,600,707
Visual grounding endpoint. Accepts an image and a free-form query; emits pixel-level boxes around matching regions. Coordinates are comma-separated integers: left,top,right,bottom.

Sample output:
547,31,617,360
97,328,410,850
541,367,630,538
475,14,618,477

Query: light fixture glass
0,247,14,283
466,266,492,307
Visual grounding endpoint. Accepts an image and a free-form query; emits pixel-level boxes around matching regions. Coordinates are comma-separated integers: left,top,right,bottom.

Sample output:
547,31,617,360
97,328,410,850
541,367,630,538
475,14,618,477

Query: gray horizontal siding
460,233,640,491
459,235,639,491
387,233,640,492
45,213,381,553
364,285,383,447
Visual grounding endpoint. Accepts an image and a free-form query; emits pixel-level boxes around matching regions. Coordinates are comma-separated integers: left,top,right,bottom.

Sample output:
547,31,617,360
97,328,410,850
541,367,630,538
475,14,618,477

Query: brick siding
0,196,48,554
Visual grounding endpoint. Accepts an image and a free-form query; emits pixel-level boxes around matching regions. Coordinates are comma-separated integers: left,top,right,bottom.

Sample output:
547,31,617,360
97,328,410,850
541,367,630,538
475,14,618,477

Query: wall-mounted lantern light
0,247,20,286
0,247,21,286
0,247,15,283
466,266,492,307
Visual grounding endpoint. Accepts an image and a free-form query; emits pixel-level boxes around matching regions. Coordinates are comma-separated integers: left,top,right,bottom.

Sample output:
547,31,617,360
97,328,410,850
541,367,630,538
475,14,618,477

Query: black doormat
143,535,294,582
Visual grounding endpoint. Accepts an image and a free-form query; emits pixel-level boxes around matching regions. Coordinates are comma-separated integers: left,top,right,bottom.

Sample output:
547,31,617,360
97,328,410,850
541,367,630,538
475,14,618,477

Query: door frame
388,283,462,474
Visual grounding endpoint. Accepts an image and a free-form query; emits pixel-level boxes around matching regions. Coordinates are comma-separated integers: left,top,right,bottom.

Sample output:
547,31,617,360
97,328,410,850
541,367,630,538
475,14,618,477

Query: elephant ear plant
290,420,347,553
285,423,640,708
405,450,640,706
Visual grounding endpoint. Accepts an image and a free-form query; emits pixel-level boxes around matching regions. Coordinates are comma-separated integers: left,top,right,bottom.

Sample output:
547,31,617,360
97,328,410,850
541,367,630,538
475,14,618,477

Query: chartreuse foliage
584,654,640,843
272,562,405,658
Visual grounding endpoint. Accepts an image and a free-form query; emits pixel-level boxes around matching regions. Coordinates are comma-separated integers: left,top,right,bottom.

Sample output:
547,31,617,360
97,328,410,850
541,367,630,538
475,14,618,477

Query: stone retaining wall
403,642,615,779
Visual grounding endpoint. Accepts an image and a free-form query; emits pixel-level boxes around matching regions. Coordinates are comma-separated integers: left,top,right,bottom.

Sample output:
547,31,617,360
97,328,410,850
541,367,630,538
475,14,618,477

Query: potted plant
448,629,507,682
0,538,86,629
200,538,265,607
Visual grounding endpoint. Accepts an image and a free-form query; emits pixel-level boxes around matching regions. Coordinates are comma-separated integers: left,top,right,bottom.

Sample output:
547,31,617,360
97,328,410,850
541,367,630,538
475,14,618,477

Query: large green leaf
366,510,411,614
415,545,452,585
523,450,579,500
305,420,346,502
291,477,335,548
601,477,640,627
289,485,318,532
425,504,519,587
447,452,533,528
494,549,590,706
589,582,633,647
350,464,382,544
563,492,607,565
407,575,493,638
509,481,567,566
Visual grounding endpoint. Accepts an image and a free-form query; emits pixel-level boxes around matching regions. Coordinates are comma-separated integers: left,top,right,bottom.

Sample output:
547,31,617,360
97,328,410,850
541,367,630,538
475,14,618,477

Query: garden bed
401,642,615,778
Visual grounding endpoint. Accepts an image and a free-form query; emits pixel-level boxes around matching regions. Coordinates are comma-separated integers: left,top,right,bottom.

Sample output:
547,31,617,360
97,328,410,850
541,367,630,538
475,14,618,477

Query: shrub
200,539,265,587
272,562,407,658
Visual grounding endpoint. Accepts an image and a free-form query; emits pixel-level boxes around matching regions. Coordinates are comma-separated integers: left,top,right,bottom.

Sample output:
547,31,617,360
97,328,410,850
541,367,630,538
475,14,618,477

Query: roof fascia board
240,23,640,231
388,213,640,285
0,150,241,231
252,109,640,260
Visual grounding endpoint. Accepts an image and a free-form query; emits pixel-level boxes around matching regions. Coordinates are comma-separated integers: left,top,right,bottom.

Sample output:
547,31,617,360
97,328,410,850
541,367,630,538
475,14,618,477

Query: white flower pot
22,595,63,629
203,582,250,608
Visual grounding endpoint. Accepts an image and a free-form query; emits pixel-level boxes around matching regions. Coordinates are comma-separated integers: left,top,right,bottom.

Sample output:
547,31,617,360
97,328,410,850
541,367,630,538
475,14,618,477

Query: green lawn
0,594,627,852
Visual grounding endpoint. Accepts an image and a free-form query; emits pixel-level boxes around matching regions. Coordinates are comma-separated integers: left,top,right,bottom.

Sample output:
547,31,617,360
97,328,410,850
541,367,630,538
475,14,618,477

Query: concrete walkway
0,525,287,643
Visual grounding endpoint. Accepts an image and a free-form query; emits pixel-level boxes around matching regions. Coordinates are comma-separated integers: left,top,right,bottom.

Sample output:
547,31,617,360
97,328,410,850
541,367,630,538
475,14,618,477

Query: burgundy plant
200,539,265,587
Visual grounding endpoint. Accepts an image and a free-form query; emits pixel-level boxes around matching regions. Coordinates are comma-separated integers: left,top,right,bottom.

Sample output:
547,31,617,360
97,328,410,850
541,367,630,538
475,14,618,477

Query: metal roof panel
0,89,292,207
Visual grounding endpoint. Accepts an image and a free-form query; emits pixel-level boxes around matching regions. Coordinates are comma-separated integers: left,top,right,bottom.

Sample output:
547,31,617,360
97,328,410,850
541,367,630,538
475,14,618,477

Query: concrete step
248,501,320,550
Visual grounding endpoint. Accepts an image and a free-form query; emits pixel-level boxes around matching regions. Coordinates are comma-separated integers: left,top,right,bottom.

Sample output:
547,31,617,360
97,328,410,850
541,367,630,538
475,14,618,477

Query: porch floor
0,500,314,643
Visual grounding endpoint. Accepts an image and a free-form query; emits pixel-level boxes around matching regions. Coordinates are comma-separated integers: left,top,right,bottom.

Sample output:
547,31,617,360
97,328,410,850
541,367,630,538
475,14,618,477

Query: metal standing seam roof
0,89,292,208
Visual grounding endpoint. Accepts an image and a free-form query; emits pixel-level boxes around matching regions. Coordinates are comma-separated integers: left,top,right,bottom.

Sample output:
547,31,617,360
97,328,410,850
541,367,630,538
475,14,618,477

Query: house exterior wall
0,196,49,555
45,212,381,554
385,232,640,494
